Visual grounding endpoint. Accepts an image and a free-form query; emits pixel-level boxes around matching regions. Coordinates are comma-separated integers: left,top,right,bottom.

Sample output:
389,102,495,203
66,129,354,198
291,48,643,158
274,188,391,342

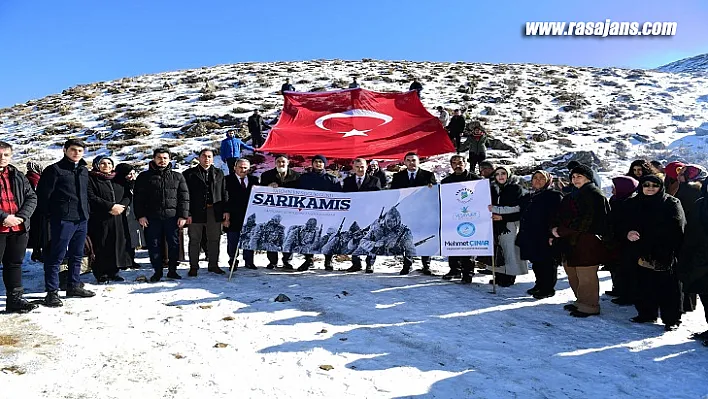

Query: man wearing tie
224,158,258,270
390,152,437,275
342,158,381,273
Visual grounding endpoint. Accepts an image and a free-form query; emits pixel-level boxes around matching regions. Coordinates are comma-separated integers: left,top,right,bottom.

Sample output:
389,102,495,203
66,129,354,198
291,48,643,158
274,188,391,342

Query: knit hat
566,160,581,170
312,155,328,166
681,164,708,182
570,164,594,183
612,176,639,200
665,161,685,180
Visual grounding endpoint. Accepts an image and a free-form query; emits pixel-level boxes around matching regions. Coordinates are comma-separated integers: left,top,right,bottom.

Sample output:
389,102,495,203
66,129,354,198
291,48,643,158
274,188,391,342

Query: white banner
439,180,494,256
240,186,441,256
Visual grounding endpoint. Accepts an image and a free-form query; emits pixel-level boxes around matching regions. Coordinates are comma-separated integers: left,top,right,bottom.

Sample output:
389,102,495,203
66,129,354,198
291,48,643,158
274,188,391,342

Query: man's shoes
365,267,374,274
532,290,556,299
266,264,276,270
243,264,257,270
664,323,681,332
149,271,163,283
324,265,334,271
478,269,493,275
399,267,411,275
461,275,472,284
109,274,124,282
345,265,362,273
419,267,432,276
283,263,294,271
297,263,312,272
570,310,597,318
166,270,182,279
44,291,63,307
96,275,110,284
604,289,620,297
563,304,578,312
188,268,199,277
442,271,461,280
526,286,540,295
129,262,141,270
66,286,96,298
630,316,657,324
611,297,633,306
690,330,708,341
6,289,39,314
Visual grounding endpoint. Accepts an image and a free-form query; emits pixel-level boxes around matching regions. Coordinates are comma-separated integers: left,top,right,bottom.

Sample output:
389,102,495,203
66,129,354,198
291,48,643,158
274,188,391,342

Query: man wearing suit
225,158,258,269
390,152,437,275
259,155,300,269
341,158,381,273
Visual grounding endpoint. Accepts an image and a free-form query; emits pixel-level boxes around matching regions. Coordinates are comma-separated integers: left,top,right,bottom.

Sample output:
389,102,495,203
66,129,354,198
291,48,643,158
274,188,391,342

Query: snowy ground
1,240,707,399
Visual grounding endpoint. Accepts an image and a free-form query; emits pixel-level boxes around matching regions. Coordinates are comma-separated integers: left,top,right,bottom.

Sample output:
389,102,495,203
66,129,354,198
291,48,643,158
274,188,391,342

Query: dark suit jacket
182,165,227,223
390,168,437,189
342,174,382,192
225,174,259,232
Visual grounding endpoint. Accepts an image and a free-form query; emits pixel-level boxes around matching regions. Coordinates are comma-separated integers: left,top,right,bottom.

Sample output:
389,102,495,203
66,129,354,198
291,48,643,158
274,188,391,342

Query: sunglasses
642,183,661,188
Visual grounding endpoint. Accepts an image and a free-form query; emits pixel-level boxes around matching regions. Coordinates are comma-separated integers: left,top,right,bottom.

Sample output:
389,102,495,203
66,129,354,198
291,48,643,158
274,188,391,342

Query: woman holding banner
487,166,528,287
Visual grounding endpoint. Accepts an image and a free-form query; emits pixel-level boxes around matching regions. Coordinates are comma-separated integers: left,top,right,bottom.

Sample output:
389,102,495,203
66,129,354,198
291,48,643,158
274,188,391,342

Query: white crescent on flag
314,109,394,137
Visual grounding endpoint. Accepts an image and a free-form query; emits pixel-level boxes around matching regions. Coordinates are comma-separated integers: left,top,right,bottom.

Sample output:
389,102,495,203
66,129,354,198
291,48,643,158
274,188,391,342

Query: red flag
260,88,455,160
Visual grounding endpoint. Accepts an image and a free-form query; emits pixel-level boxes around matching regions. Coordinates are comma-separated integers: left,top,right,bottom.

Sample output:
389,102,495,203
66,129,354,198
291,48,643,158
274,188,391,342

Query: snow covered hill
657,53,708,74
1,59,708,184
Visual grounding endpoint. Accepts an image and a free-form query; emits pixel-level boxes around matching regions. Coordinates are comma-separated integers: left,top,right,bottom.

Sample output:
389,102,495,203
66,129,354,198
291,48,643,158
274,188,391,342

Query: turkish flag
260,88,456,160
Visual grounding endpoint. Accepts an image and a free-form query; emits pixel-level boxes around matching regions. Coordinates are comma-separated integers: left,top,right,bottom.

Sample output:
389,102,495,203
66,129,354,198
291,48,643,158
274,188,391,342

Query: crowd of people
1,124,708,346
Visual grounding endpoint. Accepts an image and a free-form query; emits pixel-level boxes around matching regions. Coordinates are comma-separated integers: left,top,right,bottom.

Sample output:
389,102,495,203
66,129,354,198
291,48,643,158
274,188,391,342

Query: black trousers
634,267,682,325
701,293,708,324
448,256,474,276
609,258,638,301
468,153,486,175
1,232,29,292
403,256,430,269
532,259,557,292
267,251,292,266
250,132,263,147
449,133,461,152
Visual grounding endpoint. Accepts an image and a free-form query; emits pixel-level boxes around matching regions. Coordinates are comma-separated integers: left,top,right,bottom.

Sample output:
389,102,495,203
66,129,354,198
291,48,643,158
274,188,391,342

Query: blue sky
1,0,707,108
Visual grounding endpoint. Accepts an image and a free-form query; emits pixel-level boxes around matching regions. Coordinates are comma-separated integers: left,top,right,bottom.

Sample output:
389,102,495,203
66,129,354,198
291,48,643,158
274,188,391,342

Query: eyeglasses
642,183,661,188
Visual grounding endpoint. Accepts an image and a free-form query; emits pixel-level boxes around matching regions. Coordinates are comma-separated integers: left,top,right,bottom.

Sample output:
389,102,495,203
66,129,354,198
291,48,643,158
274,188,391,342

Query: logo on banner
454,206,481,220
456,222,476,237
455,188,474,203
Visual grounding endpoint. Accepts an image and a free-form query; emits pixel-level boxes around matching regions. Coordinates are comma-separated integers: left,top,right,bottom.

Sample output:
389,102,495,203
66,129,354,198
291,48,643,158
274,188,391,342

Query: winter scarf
681,164,708,183
90,156,115,179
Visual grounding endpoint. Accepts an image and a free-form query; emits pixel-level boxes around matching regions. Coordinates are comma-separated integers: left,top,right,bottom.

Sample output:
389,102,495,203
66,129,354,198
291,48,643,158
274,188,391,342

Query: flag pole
490,250,497,294
228,246,239,281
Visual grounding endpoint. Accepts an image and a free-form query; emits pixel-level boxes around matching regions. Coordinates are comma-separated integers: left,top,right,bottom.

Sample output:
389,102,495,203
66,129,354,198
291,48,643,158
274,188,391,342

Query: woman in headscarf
114,162,143,269
605,176,639,306
626,159,652,180
517,170,563,298
551,164,610,317
625,175,686,331
487,166,528,287
87,156,131,282
25,161,45,262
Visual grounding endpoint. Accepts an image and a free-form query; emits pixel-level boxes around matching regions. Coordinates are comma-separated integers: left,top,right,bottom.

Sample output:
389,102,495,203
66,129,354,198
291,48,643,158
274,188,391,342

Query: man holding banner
342,158,381,273
440,155,481,283
390,152,437,275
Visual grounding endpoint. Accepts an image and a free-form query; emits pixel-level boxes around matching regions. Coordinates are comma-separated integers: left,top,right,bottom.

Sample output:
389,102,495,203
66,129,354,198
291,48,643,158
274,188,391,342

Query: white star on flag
340,129,370,138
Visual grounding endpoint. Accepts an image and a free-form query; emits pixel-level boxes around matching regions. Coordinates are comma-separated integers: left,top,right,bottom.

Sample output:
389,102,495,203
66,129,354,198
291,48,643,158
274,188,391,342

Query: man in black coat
134,148,190,282
341,158,381,273
183,149,228,276
298,155,341,271
447,110,466,153
259,155,300,269
0,141,39,313
247,109,269,148
440,155,480,283
409,79,423,98
224,158,258,269
390,152,437,275
37,139,95,306
281,78,295,93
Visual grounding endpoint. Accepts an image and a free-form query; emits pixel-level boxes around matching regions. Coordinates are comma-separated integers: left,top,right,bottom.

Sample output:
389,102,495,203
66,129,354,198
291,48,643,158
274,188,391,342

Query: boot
166,270,182,280
188,268,199,277
532,290,555,299
419,266,432,276
209,267,227,274
266,264,276,270
243,264,257,270
31,249,43,262
66,286,96,298
526,286,540,295
442,271,461,280
399,266,410,275
345,265,362,273
44,291,63,307
109,274,125,282
461,275,472,284
297,260,312,272
150,269,163,283
282,263,294,271
365,264,373,274
6,288,39,314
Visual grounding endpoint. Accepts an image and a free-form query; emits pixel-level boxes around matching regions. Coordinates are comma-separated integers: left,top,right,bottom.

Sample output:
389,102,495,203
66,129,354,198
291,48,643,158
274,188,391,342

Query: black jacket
0,165,37,231
391,168,437,189
516,188,563,262
259,168,300,188
87,172,132,269
409,81,423,93
370,169,387,188
247,114,268,133
133,162,190,220
36,157,89,221
182,165,227,223
441,170,480,184
342,174,381,192
298,170,341,191
447,115,466,135
281,83,295,92
225,174,259,233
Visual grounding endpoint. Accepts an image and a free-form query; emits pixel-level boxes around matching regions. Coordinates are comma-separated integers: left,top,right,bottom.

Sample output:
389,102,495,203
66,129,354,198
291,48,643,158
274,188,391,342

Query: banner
240,186,441,256
439,180,494,256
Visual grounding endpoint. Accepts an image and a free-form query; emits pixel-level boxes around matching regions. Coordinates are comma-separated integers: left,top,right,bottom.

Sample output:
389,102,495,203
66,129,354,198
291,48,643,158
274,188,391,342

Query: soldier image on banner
322,221,360,255
316,227,337,253
354,207,416,256
283,217,320,254
239,214,257,248
248,214,286,252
